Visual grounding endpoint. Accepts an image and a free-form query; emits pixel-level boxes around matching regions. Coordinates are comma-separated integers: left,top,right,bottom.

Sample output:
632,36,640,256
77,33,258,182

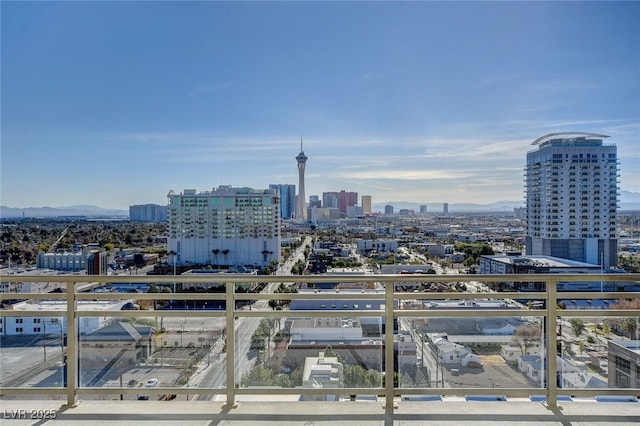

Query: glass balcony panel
399,315,544,390
237,315,384,396
1,316,66,390
557,314,640,390
77,315,226,400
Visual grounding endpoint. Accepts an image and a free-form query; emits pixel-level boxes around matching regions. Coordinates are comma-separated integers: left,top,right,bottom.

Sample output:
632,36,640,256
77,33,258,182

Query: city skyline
2,2,638,210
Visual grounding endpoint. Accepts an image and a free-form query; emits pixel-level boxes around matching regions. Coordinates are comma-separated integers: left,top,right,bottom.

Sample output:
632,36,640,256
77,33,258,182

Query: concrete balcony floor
2,398,639,425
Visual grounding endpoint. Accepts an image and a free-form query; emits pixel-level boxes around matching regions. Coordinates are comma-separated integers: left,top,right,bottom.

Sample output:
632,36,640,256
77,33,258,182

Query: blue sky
2,1,638,210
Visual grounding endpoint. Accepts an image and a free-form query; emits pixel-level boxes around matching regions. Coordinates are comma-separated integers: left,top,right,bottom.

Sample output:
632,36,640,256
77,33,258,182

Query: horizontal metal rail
0,273,638,410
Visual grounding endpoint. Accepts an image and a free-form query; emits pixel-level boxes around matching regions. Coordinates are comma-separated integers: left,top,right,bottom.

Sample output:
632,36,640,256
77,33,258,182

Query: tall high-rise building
270,184,296,219
384,205,394,215
443,203,449,214
309,195,321,208
420,205,428,215
167,186,281,267
361,195,372,213
322,191,358,215
296,140,308,221
129,204,168,222
525,132,618,268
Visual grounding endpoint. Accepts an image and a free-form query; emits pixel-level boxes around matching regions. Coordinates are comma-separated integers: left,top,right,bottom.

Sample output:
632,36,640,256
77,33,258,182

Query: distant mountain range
0,205,128,218
372,190,640,213
1,190,638,218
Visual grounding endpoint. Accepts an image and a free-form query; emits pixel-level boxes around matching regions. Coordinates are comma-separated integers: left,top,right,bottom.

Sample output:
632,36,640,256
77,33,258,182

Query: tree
568,318,585,337
609,299,640,339
147,283,160,309
512,324,541,355
241,364,293,387
222,249,230,266
344,365,381,387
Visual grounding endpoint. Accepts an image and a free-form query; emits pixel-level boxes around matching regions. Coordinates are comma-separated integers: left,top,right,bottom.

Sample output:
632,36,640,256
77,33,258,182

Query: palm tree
222,249,230,267
212,249,219,267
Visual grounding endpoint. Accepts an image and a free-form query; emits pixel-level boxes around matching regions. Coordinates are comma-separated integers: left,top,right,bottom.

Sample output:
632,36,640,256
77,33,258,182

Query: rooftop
483,255,600,269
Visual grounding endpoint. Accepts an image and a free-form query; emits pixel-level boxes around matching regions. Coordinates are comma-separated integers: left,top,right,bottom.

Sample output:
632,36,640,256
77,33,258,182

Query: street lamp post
169,250,177,293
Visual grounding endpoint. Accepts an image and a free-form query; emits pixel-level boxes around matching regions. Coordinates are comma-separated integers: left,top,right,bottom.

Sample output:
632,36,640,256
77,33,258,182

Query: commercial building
357,239,398,254
37,248,107,274
478,254,623,292
270,184,296,219
37,251,86,272
525,133,618,269
308,207,340,223
322,191,358,215
608,340,640,389
167,186,281,268
346,205,364,218
479,254,601,275
129,204,167,222
361,195,372,214
309,195,321,208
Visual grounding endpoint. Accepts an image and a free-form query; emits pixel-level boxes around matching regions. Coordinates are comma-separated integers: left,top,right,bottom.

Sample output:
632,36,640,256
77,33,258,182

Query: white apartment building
525,133,618,269
167,186,281,267
37,251,87,272
357,239,398,253
129,203,167,222
0,299,129,336
0,267,72,294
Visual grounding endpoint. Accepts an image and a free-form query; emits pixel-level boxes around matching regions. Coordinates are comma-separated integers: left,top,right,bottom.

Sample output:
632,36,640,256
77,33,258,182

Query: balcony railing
1,272,638,411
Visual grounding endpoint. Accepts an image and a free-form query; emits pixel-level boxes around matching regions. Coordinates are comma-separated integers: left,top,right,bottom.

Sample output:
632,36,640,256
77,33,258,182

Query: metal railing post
224,281,237,408
384,281,395,409
545,277,558,409
65,281,77,407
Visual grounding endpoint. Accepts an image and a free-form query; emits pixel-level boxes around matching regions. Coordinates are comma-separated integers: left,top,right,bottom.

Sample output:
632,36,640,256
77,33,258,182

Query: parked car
145,378,158,387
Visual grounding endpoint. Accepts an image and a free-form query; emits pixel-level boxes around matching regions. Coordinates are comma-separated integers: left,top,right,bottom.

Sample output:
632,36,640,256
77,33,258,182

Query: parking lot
443,354,533,389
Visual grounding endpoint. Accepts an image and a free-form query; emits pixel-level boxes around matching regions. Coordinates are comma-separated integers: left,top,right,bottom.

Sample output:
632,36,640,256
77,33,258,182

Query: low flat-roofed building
357,239,398,253
301,351,343,401
37,251,87,272
2,299,132,336
0,267,76,294
478,254,618,291
418,299,523,336
290,317,363,342
423,299,520,310
480,254,600,274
